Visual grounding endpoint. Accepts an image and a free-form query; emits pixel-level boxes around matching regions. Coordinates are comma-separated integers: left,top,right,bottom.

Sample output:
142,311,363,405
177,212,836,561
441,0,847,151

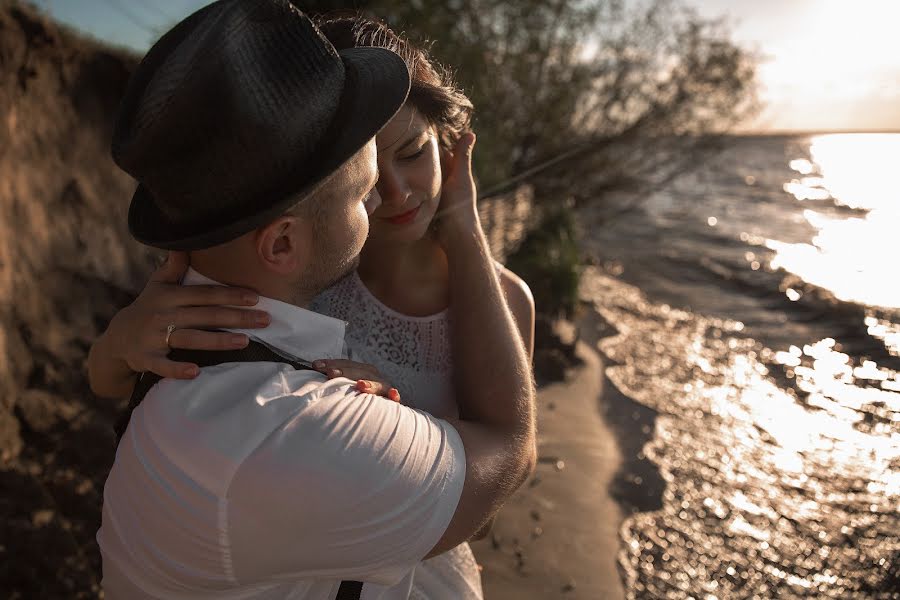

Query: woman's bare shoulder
497,264,535,312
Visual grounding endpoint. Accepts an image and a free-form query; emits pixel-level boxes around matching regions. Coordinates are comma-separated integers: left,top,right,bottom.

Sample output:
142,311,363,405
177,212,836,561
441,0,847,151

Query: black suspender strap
335,580,364,600
111,340,363,600
114,340,314,447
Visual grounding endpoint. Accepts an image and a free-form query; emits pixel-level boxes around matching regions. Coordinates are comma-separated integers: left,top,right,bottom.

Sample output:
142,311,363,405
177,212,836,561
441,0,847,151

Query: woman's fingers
450,132,475,182
442,132,475,187
167,285,261,309
163,305,270,331
134,328,250,379
310,360,399,401
143,356,200,380
356,379,401,402
434,133,478,241
107,251,269,385
166,328,249,351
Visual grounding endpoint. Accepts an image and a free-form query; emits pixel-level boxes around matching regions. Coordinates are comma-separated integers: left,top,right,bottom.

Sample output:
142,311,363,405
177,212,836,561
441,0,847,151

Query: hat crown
112,0,344,226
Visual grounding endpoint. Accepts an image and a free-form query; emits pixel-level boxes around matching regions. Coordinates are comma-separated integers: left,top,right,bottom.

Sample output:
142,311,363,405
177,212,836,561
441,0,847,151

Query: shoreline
577,307,666,518
470,323,628,599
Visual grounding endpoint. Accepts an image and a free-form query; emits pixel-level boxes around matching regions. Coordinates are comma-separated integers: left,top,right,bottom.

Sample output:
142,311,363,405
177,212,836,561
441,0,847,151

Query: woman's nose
376,169,410,206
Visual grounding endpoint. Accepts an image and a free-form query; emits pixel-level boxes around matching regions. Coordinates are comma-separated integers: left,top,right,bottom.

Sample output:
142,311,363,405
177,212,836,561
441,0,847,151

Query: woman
89,14,535,600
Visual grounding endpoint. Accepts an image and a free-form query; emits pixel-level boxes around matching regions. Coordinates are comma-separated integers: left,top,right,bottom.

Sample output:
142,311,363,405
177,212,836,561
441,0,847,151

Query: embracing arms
87,255,533,403
86,253,405,401
88,134,536,561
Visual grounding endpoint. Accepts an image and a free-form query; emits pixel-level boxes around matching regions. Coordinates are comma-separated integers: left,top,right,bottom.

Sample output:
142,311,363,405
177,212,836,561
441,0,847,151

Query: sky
691,0,900,132
30,0,900,133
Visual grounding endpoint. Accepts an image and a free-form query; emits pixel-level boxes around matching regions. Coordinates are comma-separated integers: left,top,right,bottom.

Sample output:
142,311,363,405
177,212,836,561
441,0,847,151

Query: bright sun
762,0,900,98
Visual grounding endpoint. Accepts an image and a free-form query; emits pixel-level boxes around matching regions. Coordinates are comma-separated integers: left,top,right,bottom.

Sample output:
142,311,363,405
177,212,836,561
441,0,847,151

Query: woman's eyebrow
396,129,429,153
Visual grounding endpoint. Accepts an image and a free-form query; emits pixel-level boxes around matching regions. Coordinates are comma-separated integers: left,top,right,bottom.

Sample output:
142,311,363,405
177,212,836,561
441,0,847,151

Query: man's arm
425,133,537,557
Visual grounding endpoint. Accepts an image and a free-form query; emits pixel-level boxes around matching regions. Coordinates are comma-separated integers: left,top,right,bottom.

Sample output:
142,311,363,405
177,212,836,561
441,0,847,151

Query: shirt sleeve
225,377,466,587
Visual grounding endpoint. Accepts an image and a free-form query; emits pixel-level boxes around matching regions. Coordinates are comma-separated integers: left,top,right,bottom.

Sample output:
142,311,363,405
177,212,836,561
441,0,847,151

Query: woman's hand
312,359,401,402
433,132,479,249
94,251,271,385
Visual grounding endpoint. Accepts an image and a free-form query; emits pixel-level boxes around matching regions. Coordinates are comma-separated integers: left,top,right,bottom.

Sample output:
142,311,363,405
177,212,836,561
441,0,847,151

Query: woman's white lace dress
312,271,484,600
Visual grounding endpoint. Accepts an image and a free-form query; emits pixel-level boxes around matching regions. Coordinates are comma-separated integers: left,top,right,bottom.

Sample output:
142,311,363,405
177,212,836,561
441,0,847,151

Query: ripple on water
581,268,900,599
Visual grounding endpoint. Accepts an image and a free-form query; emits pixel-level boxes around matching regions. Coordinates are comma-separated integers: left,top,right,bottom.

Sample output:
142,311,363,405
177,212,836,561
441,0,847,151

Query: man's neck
188,262,312,309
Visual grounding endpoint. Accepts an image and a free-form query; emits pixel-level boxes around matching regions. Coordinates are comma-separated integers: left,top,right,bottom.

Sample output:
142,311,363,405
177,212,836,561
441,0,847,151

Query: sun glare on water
768,133,900,309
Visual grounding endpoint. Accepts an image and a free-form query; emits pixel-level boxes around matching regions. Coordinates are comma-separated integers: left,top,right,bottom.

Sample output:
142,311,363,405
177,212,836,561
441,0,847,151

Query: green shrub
505,205,582,319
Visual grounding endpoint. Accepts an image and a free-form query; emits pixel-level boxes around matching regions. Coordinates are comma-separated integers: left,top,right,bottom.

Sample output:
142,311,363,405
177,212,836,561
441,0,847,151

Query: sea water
582,134,900,598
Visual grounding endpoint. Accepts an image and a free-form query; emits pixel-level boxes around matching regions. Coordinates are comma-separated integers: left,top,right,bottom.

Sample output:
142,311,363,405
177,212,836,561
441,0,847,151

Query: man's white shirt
97,269,467,599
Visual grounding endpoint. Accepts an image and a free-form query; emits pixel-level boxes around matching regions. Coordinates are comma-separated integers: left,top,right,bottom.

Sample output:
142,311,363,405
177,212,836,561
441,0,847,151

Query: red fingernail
356,380,370,392
388,388,400,402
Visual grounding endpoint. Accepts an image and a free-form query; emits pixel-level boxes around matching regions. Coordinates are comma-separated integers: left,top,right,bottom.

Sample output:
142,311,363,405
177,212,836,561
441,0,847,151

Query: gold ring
165,324,177,348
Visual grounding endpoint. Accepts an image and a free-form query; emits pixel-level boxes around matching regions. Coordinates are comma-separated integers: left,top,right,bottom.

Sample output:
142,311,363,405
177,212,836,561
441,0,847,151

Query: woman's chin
369,215,437,246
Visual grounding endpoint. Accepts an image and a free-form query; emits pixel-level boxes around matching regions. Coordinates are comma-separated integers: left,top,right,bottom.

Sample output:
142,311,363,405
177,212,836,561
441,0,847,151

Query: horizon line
734,128,900,137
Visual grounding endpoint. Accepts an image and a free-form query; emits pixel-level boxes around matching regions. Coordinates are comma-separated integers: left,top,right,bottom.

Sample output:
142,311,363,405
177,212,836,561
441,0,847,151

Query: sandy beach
471,328,628,600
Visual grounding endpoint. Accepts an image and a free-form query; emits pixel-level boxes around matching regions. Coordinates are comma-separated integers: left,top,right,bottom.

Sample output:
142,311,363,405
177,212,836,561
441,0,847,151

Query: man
97,1,535,598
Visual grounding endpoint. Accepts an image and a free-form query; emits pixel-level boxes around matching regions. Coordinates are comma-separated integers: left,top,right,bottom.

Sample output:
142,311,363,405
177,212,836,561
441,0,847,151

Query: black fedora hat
112,0,410,250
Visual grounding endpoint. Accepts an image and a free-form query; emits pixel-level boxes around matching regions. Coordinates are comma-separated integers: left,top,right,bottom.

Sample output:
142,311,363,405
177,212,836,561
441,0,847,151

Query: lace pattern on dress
311,272,458,418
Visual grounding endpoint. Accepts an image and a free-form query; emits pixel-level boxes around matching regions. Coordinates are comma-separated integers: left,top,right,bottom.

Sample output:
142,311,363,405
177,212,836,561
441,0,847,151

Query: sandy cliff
0,2,155,596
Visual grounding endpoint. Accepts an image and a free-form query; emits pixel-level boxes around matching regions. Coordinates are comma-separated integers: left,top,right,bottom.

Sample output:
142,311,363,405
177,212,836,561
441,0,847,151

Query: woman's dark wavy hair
315,13,474,150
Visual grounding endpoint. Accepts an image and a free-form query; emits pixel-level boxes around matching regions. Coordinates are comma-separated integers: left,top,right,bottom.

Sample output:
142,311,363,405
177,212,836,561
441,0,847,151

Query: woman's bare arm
424,133,537,557
499,267,536,362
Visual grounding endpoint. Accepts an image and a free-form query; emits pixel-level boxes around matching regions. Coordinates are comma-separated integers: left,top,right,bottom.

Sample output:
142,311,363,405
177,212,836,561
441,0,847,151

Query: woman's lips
383,205,421,225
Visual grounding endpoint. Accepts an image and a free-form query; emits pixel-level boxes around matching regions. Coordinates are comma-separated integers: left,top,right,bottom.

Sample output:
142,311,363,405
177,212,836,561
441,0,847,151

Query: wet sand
470,334,628,599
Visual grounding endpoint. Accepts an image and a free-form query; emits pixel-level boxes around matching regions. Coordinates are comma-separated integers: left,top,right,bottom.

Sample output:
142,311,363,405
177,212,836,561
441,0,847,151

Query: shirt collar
181,268,347,361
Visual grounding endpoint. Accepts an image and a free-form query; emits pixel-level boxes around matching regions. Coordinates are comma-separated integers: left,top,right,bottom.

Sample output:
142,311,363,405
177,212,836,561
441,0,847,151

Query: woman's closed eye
399,143,428,161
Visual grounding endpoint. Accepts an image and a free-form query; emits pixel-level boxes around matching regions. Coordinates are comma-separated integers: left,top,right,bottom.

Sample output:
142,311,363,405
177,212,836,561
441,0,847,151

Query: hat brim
128,46,410,250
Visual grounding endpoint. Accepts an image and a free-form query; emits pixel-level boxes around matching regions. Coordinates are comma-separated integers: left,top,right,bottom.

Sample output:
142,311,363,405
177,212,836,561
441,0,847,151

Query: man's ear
254,214,312,275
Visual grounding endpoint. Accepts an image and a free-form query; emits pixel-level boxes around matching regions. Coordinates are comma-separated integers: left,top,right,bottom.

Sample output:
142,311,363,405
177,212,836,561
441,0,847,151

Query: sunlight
768,134,900,309
747,0,900,130
808,134,900,211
